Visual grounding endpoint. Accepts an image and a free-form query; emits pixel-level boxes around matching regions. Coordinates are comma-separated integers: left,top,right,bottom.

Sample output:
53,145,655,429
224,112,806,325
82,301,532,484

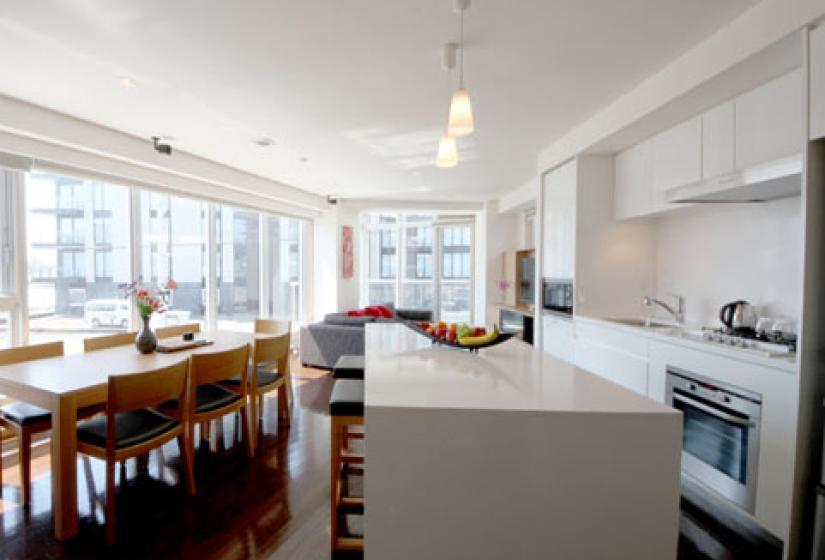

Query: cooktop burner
698,327,797,355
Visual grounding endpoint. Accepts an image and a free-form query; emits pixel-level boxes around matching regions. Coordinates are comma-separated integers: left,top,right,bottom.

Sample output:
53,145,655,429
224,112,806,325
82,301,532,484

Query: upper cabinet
651,116,702,212
542,160,576,279
614,70,803,221
810,25,825,141
614,140,652,220
735,69,803,169
701,102,735,178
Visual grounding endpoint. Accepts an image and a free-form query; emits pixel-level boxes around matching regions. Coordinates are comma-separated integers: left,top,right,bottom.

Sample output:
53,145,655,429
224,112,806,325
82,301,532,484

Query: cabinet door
811,25,825,141
542,161,576,279
702,102,735,178
735,69,803,169
651,116,702,211
542,315,574,363
614,140,652,220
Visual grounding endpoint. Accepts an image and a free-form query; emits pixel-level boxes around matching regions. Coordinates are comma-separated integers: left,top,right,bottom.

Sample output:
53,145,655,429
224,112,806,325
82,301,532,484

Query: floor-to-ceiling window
26,172,131,353
216,206,261,332
140,191,208,330
362,213,474,322
266,215,302,322
0,172,14,348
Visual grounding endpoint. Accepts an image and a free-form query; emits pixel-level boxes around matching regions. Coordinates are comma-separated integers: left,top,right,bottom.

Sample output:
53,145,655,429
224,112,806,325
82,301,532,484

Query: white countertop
365,322,676,414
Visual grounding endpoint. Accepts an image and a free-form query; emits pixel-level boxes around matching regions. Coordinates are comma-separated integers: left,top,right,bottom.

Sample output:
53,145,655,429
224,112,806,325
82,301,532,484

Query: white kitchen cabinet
613,140,652,220
701,102,735,178
573,319,649,396
542,313,574,363
811,25,825,140
651,116,702,211
542,160,576,279
735,69,803,169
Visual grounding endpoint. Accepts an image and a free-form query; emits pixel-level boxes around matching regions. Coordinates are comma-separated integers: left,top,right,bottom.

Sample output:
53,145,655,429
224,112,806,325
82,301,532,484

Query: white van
84,299,130,329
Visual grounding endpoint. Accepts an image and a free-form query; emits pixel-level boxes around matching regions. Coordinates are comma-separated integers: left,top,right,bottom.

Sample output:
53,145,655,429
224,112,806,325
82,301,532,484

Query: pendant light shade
436,133,458,168
447,88,474,137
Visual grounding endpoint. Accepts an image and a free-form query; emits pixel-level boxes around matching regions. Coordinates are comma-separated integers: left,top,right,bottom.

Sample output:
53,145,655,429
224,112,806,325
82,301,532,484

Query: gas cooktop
690,327,797,357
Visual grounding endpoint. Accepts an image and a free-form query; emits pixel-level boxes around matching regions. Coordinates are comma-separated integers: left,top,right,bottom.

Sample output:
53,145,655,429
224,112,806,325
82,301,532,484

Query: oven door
671,389,760,513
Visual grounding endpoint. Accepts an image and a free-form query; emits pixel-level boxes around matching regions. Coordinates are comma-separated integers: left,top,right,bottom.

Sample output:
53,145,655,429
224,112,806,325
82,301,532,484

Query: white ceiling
0,0,758,201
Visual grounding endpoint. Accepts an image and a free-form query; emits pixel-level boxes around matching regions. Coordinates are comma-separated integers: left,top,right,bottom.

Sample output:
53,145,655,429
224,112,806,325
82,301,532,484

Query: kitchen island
364,322,682,560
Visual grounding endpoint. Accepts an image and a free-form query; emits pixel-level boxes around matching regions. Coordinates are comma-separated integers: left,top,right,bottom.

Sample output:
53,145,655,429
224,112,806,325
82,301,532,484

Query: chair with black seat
329,379,365,553
76,358,193,544
0,341,102,506
254,319,294,408
83,331,138,353
333,354,364,380
223,332,291,450
176,344,254,488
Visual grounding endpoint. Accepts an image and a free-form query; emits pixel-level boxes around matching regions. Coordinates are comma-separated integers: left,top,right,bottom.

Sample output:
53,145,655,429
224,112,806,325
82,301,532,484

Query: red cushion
347,309,365,317
363,306,381,317
376,305,393,319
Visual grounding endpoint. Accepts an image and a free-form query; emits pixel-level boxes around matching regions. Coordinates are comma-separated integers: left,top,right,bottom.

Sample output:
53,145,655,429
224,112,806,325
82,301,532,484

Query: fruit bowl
405,321,515,353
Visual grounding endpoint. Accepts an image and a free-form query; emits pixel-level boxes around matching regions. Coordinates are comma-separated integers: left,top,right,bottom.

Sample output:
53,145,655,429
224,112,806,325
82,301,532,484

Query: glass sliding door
438,224,472,323
26,172,131,353
140,191,208,330
400,223,433,310
216,206,261,332
266,215,303,322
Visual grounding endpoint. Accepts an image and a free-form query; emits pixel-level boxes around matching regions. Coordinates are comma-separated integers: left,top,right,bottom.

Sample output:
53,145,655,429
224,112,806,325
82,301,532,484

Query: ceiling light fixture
436,43,459,168
255,137,275,147
447,0,474,137
119,76,137,89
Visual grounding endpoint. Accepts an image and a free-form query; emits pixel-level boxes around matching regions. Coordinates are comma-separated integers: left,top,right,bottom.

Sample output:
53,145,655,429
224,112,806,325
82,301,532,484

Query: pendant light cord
458,9,465,88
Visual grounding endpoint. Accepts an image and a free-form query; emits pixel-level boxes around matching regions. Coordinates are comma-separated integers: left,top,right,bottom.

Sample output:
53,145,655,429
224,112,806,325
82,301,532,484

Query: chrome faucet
642,294,685,326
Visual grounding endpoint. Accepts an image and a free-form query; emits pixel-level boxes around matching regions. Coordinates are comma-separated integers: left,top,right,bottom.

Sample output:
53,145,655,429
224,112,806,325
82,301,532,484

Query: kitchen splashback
654,196,802,327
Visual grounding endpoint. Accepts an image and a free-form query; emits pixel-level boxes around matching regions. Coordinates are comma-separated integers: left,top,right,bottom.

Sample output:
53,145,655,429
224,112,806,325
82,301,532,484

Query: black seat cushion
329,379,364,416
164,383,241,414
77,409,179,450
223,364,282,387
1,402,51,426
333,355,365,380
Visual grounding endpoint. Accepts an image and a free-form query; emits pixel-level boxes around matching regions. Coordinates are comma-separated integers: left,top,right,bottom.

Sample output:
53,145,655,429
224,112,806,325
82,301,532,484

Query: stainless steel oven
666,367,762,513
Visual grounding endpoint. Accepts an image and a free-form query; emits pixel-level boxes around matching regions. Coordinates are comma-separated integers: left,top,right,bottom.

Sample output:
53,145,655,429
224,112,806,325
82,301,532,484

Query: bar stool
333,355,364,380
329,379,364,554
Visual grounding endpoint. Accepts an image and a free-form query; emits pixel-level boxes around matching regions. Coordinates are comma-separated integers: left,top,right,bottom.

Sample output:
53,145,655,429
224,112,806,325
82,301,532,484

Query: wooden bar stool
333,355,364,380
329,379,364,554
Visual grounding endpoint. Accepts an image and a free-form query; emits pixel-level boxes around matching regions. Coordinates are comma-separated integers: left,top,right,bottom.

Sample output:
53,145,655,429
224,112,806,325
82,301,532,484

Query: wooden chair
175,344,253,491
254,319,293,410
0,341,65,506
223,332,291,449
155,322,201,339
83,331,138,353
76,359,193,544
329,379,365,553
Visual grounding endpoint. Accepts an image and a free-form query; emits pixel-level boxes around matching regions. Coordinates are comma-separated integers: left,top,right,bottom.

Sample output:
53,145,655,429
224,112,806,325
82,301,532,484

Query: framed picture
342,225,354,279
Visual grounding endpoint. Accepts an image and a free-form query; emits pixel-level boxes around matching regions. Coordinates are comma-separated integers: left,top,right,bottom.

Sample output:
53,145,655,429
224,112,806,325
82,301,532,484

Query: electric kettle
719,300,758,331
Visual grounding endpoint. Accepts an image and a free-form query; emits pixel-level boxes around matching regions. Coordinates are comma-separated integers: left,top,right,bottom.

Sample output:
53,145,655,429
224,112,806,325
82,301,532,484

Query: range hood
665,154,802,203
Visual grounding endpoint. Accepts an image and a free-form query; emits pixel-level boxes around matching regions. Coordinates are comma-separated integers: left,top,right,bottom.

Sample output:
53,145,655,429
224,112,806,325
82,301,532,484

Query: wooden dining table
0,330,255,541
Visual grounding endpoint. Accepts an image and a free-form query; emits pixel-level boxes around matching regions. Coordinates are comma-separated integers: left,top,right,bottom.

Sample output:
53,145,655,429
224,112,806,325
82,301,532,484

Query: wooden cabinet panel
613,140,652,220
702,102,735,178
735,69,803,169
651,116,702,211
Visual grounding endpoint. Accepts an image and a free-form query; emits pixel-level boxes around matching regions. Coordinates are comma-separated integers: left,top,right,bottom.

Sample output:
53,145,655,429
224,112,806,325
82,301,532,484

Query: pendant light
448,0,474,137
436,43,459,168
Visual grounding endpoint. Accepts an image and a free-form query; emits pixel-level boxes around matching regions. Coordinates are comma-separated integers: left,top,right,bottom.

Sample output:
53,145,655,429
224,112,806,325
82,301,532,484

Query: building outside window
267,215,303,322
216,206,261,332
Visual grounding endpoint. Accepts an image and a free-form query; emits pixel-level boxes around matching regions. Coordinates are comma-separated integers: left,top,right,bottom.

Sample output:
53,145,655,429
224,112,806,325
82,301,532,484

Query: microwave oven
543,280,573,315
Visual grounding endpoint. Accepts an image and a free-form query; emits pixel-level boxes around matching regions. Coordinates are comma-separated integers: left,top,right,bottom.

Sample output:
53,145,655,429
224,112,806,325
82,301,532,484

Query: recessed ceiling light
254,137,275,147
299,157,309,163
119,76,137,89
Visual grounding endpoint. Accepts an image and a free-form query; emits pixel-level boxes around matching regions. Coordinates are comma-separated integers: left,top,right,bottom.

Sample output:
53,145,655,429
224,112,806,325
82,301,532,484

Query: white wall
312,208,338,321
654,197,803,327
482,201,518,324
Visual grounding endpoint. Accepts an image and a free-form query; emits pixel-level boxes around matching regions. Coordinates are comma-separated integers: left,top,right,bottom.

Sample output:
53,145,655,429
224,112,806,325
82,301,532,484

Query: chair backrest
107,359,189,415
156,322,201,339
254,319,291,335
0,340,64,365
189,344,250,391
84,332,138,353
252,332,291,380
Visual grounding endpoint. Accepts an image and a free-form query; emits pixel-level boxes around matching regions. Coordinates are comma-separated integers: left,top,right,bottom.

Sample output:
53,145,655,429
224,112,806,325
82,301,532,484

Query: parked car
84,299,130,329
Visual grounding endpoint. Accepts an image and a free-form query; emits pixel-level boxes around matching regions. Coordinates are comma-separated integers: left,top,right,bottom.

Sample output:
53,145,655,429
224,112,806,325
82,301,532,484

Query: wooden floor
0,359,775,559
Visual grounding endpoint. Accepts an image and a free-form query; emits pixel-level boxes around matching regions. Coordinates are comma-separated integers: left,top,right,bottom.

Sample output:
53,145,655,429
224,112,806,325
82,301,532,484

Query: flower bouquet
121,280,177,353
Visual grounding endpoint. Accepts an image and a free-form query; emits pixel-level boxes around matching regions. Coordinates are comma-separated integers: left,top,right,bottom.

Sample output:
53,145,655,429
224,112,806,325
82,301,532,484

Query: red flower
137,290,148,298
166,279,178,290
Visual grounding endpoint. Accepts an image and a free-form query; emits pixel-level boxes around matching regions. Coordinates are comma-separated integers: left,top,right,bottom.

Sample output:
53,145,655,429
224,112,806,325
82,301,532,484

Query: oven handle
673,393,755,427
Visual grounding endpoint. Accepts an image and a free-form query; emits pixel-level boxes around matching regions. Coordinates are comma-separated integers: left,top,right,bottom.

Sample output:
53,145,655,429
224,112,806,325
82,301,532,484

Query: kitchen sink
606,317,679,329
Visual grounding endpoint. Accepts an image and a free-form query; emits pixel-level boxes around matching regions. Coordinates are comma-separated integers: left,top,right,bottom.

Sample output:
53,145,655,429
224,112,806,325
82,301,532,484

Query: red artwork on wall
342,225,354,279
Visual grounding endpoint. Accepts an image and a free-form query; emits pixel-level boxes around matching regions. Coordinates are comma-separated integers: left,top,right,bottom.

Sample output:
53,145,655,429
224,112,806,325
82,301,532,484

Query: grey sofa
300,306,432,369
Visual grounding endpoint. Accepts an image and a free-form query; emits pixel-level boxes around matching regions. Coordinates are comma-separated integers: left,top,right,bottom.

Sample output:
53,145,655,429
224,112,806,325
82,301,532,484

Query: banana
458,328,498,347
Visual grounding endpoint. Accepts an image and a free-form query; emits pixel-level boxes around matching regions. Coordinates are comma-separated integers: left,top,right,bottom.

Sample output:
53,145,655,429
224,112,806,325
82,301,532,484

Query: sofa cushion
376,305,393,319
363,306,381,318
346,309,366,317
324,313,376,327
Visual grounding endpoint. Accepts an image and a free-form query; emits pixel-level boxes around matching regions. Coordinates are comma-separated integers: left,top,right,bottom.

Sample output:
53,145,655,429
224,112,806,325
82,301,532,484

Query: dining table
0,330,255,541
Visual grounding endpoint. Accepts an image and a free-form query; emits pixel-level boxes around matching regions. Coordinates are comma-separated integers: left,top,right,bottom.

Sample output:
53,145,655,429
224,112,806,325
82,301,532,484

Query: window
0,172,14,295
26,172,131,353
266,215,303,322
363,213,474,322
216,206,261,332
140,191,208,330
